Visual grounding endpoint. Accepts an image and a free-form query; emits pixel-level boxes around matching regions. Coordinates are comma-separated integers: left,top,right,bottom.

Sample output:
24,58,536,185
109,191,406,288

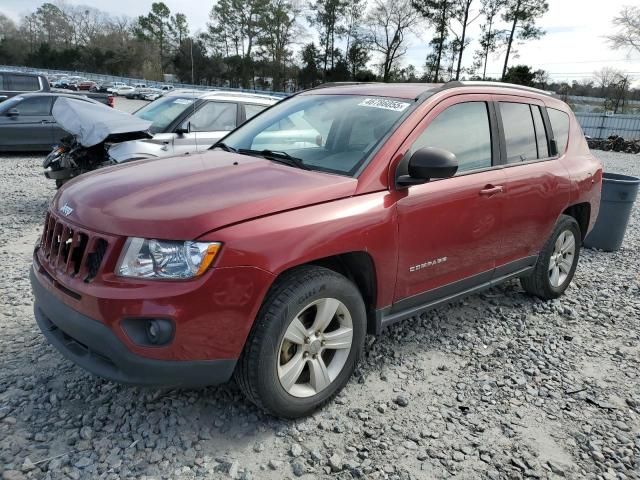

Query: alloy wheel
548,229,576,288
277,298,354,398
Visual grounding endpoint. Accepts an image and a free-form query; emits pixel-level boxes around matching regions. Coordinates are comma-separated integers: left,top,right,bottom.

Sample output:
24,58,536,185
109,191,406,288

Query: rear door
174,101,238,153
0,96,54,150
493,95,571,272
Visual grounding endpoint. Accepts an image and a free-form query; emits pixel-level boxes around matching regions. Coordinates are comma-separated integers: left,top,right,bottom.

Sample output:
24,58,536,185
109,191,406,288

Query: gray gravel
0,149,638,480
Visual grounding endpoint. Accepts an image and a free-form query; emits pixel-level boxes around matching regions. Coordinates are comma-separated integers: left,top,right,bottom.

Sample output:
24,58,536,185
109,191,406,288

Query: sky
2,0,640,85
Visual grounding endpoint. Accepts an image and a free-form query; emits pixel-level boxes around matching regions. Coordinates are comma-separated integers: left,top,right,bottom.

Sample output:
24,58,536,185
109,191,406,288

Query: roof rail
443,80,552,96
311,81,383,90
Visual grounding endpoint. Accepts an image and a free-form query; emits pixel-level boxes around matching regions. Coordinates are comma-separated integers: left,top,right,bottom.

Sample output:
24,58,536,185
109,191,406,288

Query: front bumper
31,267,236,387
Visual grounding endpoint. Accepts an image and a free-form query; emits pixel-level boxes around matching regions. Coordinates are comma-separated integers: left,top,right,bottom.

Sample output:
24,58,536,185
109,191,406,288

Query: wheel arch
271,251,379,335
562,202,591,240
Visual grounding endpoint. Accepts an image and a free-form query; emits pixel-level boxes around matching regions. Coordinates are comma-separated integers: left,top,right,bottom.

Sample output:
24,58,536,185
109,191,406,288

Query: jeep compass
31,82,602,418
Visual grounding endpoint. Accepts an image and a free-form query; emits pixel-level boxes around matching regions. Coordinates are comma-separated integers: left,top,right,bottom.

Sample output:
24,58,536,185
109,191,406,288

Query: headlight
116,238,221,279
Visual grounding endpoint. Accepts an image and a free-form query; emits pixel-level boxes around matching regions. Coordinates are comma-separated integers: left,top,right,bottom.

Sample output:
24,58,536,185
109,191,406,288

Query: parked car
42,97,152,186
126,86,160,100
0,71,50,102
0,93,106,151
113,85,135,96
95,81,115,93
31,82,602,418
161,84,174,92
106,82,127,93
77,81,98,91
106,90,279,162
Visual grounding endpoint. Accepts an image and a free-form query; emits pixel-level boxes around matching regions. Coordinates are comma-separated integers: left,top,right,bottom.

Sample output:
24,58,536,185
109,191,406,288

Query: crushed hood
52,97,152,147
53,151,357,239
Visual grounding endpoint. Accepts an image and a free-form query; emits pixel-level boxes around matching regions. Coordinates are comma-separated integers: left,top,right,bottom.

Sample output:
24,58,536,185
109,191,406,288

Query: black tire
235,265,366,418
521,214,581,300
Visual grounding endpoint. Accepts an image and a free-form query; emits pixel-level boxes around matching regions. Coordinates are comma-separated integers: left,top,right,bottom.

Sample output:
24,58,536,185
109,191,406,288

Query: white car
112,85,135,96
107,82,127,94
107,90,282,162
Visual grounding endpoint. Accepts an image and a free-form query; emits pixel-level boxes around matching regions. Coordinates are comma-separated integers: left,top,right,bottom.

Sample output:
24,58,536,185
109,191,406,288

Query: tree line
1,0,637,99
0,0,554,90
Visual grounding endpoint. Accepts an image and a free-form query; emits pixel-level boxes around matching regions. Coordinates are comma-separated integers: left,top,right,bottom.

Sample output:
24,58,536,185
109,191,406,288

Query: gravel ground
0,147,638,480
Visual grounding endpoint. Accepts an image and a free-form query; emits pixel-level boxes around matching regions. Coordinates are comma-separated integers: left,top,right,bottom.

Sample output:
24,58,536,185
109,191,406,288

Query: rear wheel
521,214,581,299
235,266,366,418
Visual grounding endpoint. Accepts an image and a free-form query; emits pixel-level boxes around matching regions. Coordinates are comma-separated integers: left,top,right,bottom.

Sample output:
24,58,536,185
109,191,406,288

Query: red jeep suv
31,82,602,418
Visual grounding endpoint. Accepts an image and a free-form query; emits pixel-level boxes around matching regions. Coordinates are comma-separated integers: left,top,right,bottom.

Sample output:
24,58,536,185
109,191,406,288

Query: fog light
146,319,173,345
121,317,175,347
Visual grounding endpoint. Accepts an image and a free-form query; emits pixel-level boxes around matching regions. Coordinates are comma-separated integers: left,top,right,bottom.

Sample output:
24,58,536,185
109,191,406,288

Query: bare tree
607,6,640,54
366,0,421,82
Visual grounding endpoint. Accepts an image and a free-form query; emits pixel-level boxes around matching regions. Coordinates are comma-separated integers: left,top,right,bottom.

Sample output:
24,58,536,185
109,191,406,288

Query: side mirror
397,147,458,187
175,121,190,135
7,108,19,117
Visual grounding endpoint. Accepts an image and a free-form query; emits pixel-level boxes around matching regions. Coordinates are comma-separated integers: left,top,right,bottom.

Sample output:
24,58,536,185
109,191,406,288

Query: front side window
412,102,492,173
547,108,570,154
134,96,197,133
15,96,53,115
187,101,237,132
9,75,40,91
221,94,413,176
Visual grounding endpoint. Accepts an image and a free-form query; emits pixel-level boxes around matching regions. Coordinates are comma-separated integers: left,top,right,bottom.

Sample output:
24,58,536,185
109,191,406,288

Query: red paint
34,83,602,363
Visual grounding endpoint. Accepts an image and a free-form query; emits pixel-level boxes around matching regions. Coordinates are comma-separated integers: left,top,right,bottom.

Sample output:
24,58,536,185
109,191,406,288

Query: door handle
479,185,504,196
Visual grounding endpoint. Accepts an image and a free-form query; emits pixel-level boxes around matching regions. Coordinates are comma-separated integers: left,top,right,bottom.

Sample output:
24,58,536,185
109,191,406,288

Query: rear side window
413,102,492,173
16,96,53,115
8,74,40,91
531,106,549,158
188,101,237,132
547,108,570,154
500,102,538,163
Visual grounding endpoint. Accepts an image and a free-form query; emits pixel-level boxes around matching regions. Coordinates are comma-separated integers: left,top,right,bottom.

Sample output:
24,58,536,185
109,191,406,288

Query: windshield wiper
212,142,237,152
237,149,309,170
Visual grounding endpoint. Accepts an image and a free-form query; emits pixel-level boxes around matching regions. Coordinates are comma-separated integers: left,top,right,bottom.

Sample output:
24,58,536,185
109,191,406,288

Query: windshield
221,94,414,176
133,96,196,133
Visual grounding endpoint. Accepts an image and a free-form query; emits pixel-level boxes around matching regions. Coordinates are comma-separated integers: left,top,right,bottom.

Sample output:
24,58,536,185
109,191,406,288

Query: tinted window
187,101,237,132
16,96,53,115
245,104,266,120
9,74,40,91
531,106,549,158
413,102,492,173
0,75,4,90
547,108,570,154
500,102,538,163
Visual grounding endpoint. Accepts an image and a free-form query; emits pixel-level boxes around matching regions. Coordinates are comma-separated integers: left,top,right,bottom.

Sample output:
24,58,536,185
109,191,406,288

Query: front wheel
521,214,581,300
235,266,366,418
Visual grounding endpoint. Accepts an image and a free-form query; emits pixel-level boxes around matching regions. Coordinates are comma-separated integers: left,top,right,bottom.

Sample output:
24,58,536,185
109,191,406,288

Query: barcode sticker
358,98,410,112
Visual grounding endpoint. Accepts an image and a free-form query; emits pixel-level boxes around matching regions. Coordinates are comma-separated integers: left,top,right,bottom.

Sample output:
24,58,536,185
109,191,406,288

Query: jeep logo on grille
59,204,73,217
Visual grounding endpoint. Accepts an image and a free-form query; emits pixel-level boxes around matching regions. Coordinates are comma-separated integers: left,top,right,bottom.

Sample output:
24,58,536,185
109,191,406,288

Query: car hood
53,151,357,239
53,97,152,147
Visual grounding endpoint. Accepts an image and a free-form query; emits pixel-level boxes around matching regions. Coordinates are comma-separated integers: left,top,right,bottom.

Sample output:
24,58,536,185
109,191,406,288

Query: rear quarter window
547,108,570,154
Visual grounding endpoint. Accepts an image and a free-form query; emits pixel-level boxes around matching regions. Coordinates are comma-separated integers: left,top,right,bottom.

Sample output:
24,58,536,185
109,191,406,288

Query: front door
1,96,54,150
173,101,238,155
393,96,506,308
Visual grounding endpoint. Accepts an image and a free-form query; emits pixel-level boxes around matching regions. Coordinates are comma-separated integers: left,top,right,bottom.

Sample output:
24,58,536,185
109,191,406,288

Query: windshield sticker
173,98,194,105
358,98,410,112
